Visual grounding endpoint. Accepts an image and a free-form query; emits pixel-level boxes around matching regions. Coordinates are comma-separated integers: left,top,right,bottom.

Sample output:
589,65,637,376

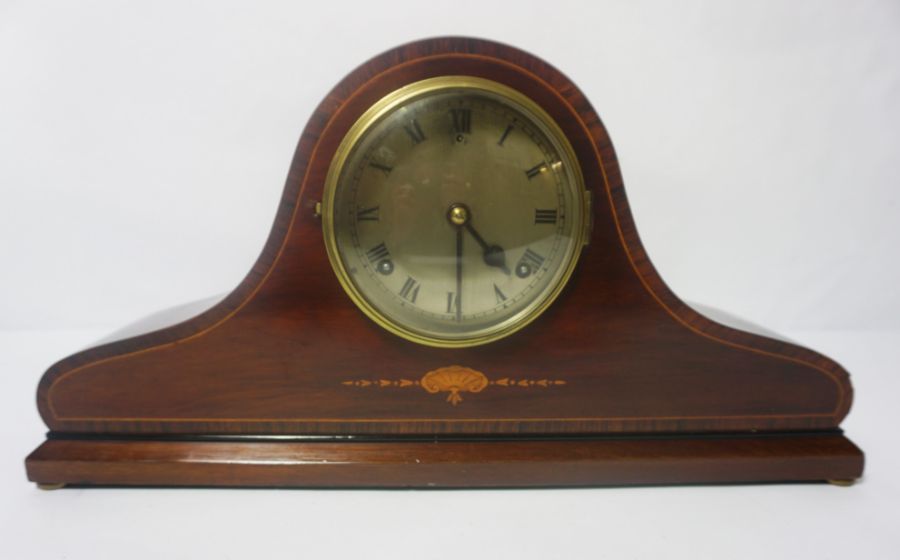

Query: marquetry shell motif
342,365,566,406
420,366,490,405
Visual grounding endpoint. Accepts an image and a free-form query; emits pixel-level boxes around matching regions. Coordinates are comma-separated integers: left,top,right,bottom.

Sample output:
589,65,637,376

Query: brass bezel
322,76,588,348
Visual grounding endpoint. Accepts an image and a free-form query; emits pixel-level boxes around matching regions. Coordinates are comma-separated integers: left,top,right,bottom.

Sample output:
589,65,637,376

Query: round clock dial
323,76,588,347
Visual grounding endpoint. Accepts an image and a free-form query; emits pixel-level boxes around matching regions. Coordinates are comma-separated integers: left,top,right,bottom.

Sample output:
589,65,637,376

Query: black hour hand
465,223,510,275
483,244,510,275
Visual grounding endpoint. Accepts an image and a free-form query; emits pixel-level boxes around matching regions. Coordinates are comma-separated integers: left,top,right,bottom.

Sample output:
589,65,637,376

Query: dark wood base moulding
26,432,863,489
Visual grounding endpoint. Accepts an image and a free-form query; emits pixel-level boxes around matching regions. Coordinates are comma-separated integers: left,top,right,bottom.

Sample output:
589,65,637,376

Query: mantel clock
26,37,864,488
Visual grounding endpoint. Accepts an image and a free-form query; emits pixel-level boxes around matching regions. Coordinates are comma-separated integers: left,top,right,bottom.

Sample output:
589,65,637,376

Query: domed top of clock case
36,37,852,437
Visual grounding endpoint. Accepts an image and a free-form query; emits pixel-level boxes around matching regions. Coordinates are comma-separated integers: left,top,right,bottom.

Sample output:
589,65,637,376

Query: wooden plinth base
25,433,863,489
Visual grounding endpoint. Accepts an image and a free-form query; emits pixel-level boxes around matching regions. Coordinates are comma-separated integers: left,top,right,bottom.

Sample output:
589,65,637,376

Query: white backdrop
1,2,899,560
1,0,898,332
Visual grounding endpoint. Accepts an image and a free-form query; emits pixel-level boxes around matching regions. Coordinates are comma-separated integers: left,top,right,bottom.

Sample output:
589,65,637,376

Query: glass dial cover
323,77,588,347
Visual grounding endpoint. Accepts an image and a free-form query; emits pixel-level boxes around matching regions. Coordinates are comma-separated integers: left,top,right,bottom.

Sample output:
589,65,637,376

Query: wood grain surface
26,433,864,488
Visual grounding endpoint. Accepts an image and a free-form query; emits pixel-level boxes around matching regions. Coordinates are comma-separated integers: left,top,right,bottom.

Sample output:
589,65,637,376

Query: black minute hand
455,226,463,321
464,222,511,275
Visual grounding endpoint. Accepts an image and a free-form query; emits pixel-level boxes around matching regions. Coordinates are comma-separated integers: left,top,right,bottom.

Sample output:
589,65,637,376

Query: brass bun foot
36,482,66,490
827,479,856,487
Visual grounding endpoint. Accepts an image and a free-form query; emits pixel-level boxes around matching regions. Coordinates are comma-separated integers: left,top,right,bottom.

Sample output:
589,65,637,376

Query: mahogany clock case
25,37,863,488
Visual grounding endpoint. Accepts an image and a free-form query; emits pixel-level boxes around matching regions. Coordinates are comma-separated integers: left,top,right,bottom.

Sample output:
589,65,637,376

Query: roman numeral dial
525,162,546,180
450,108,471,134
325,78,586,347
368,162,392,177
403,119,426,145
534,209,558,224
357,206,380,222
493,284,507,304
398,276,420,303
498,124,513,146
